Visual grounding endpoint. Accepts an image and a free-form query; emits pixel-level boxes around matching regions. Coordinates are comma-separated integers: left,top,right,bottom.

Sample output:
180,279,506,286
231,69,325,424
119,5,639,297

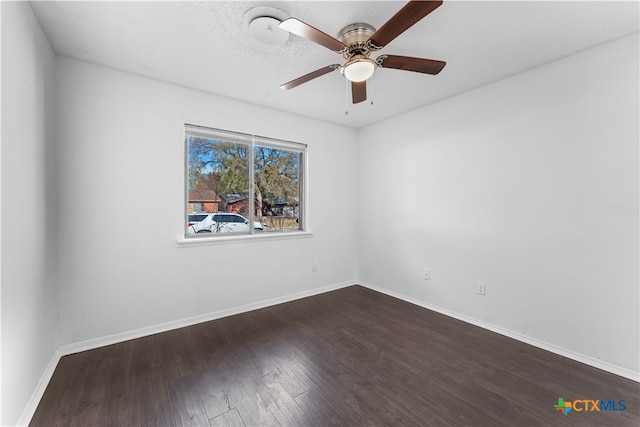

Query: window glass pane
187,135,249,235
185,125,305,238
254,146,302,232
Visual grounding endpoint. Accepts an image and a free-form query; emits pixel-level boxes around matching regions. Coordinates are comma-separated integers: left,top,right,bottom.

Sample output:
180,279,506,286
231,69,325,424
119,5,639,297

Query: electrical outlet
423,269,431,280
476,282,486,296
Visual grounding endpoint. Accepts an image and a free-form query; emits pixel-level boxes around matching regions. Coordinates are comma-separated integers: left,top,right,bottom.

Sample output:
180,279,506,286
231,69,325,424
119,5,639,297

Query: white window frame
180,124,309,245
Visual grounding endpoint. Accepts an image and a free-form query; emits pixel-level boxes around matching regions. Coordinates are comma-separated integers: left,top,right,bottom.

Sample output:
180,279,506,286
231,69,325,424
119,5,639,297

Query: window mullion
298,151,305,231
248,136,255,235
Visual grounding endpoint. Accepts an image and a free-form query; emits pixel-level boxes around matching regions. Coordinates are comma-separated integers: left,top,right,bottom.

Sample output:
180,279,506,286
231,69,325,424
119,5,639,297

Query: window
185,125,305,238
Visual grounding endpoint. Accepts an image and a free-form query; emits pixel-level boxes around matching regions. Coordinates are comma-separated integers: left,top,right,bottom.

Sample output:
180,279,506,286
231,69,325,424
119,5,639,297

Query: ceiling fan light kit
278,0,446,104
342,57,376,82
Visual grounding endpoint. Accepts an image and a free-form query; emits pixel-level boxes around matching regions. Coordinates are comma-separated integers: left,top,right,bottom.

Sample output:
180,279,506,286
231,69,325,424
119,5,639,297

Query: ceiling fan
279,0,446,104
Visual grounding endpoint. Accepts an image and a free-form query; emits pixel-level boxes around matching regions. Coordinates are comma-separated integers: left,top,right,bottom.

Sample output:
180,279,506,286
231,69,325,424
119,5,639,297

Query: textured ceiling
30,1,639,128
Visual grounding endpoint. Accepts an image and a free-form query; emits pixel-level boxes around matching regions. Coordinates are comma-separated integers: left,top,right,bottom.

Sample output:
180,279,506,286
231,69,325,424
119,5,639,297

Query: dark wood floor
31,285,638,426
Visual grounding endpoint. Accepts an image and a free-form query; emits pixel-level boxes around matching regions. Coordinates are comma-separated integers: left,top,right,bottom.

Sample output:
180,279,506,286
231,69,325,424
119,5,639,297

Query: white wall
1,2,59,425
55,57,358,346
357,34,639,374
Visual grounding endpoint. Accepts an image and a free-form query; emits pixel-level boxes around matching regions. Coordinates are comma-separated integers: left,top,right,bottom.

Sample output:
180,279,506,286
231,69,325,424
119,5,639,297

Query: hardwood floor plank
293,387,347,427
209,408,246,427
73,363,115,409
137,364,175,425
136,333,167,368
30,354,87,427
250,374,309,426
213,343,272,386
242,321,314,398
105,393,140,426
139,390,174,427
167,374,210,427
159,329,195,382
226,378,281,426
270,305,429,425
139,365,169,397
278,348,396,426
69,398,108,427
269,358,314,399
195,369,234,420
108,339,141,398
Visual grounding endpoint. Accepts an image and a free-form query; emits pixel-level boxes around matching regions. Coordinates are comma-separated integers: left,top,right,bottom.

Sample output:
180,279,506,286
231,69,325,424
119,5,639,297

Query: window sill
177,230,313,247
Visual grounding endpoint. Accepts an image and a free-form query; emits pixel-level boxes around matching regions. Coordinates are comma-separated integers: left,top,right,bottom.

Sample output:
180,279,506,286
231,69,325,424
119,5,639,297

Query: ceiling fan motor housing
338,23,376,58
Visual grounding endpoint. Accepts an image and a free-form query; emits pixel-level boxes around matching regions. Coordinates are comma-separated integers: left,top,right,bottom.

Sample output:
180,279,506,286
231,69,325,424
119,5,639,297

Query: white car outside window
187,213,267,235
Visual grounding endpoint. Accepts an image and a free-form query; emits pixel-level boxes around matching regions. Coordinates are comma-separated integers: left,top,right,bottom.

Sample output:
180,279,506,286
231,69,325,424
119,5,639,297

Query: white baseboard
358,281,640,383
17,348,63,427
59,280,356,356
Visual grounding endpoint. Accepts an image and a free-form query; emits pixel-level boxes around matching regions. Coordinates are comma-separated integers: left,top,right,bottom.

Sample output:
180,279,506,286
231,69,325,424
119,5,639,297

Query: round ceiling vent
242,6,290,46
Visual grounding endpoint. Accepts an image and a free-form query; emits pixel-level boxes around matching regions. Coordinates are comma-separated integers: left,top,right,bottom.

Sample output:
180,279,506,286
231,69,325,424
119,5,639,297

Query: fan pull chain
369,73,374,106
344,78,349,115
